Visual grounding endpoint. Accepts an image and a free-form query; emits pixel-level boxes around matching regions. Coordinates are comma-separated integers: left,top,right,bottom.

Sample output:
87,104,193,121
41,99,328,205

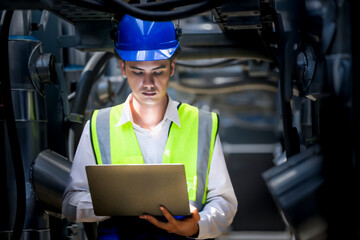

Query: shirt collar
115,93,181,128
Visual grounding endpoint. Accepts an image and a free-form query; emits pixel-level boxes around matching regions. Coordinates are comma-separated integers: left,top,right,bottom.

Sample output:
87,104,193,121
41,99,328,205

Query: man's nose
143,73,155,87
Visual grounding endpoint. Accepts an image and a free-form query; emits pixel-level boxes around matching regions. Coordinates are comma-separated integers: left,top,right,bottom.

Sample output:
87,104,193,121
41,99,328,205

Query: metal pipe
179,46,272,61
32,149,72,217
169,82,278,94
176,59,244,68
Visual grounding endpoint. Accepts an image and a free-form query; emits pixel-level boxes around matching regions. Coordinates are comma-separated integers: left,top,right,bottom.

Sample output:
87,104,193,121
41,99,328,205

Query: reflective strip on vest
90,103,218,209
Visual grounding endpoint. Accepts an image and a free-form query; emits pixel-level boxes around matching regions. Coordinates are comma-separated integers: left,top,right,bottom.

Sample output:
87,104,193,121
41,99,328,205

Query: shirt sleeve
62,121,110,222
196,135,238,239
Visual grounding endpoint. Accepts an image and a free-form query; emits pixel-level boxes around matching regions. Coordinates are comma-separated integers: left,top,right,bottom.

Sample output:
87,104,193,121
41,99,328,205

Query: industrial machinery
0,0,359,239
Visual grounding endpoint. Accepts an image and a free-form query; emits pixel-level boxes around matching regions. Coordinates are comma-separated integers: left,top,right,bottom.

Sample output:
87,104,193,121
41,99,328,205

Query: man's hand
139,205,200,237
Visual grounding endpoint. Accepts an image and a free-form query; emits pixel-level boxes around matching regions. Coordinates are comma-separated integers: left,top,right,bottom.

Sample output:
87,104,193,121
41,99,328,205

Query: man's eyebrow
152,65,166,70
129,66,143,71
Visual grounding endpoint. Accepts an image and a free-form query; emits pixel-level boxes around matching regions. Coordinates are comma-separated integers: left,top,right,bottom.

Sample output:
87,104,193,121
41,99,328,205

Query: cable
65,0,201,13
65,0,229,21
106,0,224,21
133,0,203,11
0,10,26,240
71,52,114,115
65,0,109,13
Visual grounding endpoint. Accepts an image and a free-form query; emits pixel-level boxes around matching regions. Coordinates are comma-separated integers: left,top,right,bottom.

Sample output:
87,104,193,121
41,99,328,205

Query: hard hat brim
116,43,179,61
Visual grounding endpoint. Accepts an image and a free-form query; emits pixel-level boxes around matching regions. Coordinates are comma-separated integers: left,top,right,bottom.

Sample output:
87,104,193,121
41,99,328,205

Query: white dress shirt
62,94,238,239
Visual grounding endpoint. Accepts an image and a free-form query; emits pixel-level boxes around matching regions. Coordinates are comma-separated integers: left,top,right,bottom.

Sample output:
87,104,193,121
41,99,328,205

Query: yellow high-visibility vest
90,103,218,210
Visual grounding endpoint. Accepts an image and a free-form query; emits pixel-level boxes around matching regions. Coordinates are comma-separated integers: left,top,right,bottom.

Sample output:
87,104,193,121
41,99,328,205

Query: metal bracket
38,10,50,31
67,113,84,124
54,63,85,124
31,10,50,32
54,63,70,121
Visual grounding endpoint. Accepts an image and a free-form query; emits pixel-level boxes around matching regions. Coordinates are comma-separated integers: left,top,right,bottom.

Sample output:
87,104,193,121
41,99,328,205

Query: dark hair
170,46,181,62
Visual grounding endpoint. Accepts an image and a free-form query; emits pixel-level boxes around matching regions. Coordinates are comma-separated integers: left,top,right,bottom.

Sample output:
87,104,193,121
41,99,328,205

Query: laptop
85,164,191,217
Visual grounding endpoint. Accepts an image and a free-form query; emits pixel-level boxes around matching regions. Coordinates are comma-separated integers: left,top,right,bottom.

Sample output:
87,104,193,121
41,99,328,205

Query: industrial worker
62,14,237,240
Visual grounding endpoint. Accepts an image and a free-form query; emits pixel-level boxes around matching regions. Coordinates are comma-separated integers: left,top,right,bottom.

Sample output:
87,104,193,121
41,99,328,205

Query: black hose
272,12,300,158
107,0,226,21
0,10,26,240
71,52,114,115
133,0,204,11
66,0,229,21
69,0,207,13
65,0,109,13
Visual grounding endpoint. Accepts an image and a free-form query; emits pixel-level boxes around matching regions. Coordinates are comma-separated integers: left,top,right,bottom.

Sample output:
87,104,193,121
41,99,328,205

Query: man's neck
130,96,168,131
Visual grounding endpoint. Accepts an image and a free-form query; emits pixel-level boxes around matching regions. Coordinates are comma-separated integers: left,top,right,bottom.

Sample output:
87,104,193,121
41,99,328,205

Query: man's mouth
142,91,156,96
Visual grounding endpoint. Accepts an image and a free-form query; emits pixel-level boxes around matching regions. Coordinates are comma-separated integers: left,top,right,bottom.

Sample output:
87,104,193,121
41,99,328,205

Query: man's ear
170,60,176,76
119,60,126,77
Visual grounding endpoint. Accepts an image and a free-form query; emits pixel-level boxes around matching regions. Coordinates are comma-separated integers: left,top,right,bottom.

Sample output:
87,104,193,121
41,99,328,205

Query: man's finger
139,215,169,230
160,206,178,225
189,205,200,221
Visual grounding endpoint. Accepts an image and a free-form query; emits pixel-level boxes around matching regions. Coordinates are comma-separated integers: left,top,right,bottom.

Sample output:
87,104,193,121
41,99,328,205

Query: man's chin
133,94,167,106
139,98,161,106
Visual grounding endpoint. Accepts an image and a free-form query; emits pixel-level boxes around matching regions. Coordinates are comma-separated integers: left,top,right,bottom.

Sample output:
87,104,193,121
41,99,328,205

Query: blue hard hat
115,14,179,61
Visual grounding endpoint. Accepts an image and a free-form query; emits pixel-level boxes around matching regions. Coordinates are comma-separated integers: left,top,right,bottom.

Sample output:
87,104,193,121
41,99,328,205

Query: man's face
120,60,175,106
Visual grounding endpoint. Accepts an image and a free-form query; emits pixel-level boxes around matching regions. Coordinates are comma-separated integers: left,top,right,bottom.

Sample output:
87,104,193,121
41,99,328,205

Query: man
62,14,237,239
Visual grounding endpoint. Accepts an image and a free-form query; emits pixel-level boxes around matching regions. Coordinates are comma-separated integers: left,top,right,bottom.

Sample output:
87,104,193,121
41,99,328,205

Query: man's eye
153,71,163,76
133,72,143,76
